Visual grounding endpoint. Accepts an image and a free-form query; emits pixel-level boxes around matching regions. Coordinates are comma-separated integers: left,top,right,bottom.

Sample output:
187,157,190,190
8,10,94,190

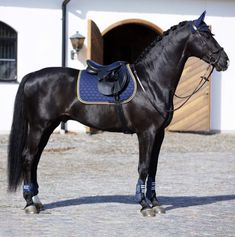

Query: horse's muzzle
214,50,229,72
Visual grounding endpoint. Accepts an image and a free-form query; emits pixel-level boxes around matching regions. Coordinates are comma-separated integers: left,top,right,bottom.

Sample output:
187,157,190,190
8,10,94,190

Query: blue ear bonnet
191,11,210,33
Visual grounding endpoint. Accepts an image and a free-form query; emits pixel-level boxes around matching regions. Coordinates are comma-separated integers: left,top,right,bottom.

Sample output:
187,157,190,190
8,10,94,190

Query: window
0,21,17,82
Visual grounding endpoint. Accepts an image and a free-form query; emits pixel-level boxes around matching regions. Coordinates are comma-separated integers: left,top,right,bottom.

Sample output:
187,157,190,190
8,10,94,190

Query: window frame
0,21,17,83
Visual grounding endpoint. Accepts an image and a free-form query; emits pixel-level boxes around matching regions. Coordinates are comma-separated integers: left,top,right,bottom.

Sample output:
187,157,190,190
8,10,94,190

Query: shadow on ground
43,194,235,211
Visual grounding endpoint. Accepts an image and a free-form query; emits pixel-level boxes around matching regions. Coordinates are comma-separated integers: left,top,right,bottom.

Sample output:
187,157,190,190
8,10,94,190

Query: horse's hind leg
147,129,165,214
23,122,57,214
31,123,59,212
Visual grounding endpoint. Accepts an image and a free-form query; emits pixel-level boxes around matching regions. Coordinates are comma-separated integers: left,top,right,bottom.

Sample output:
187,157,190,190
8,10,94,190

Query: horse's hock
87,19,211,133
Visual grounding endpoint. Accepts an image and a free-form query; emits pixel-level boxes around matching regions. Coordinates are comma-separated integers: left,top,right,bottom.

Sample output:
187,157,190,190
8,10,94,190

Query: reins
132,63,214,116
170,64,214,112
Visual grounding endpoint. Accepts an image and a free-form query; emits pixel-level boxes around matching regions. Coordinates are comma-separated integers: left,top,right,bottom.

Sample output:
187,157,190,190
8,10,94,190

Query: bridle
132,28,224,117
172,30,224,111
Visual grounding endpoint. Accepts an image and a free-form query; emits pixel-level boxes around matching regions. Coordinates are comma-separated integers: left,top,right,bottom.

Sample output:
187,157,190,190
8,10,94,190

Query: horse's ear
193,11,206,28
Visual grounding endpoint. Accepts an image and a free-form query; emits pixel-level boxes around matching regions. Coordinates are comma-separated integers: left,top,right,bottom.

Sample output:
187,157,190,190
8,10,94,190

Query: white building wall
67,0,235,132
0,0,234,133
0,0,62,133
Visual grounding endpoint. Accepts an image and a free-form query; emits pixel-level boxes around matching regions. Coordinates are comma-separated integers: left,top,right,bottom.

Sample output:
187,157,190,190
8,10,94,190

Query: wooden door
87,19,103,63
168,57,211,132
86,20,103,133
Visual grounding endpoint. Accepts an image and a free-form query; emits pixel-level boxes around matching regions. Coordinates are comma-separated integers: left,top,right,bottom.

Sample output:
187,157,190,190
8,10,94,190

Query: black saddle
86,60,129,97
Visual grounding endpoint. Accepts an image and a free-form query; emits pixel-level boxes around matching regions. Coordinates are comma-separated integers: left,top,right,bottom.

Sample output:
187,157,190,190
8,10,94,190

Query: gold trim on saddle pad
77,64,137,105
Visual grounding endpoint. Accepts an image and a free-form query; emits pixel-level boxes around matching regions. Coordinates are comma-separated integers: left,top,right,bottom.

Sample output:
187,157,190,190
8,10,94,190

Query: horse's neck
135,29,190,108
139,36,189,89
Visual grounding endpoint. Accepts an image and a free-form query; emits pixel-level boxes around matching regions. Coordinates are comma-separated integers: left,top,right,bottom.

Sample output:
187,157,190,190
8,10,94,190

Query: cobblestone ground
0,132,235,237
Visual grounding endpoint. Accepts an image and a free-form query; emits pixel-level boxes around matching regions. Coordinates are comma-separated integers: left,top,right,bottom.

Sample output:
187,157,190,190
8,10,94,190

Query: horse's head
188,11,229,71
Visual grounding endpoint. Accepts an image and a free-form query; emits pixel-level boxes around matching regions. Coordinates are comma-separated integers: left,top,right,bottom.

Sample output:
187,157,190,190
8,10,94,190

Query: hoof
140,207,156,217
24,204,39,214
32,195,44,211
34,202,44,211
152,205,166,214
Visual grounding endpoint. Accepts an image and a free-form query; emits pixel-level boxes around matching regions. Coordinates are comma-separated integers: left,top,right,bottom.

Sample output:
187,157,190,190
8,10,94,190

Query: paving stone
0,132,234,237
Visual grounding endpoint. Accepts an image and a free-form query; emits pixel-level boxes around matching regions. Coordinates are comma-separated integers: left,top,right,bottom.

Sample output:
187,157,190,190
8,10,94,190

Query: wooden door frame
102,18,163,36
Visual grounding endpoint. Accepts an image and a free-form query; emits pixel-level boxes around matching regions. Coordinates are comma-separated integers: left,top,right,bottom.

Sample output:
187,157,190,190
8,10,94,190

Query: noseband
207,47,223,65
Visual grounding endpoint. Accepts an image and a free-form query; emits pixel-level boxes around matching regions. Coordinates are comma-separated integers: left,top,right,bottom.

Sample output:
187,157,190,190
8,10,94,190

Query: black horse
8,12,229,216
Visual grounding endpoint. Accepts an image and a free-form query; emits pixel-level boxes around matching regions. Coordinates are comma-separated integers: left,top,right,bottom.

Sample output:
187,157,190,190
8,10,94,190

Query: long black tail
8,75,29,192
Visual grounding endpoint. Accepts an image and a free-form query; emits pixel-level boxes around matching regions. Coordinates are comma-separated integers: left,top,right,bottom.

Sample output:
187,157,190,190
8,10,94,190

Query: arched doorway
87,19,162,65
102,19,163,64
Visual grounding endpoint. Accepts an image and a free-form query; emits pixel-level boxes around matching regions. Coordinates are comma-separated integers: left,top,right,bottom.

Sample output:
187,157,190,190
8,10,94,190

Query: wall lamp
70,31,85,60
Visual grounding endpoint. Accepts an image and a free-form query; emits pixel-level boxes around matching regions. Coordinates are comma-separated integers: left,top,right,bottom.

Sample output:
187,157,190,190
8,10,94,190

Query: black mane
135,21,188,64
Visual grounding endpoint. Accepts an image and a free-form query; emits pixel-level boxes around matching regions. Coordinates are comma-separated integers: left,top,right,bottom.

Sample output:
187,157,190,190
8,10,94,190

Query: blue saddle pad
77,64,137,104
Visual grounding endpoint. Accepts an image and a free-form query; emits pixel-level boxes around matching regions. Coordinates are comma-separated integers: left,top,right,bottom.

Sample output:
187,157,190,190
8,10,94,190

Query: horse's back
23,67,78,95
22,67,79,121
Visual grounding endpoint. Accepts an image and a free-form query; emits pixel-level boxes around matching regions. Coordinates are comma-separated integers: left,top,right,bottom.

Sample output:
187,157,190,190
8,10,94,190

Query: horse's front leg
136,129,157,217
146,129,166,214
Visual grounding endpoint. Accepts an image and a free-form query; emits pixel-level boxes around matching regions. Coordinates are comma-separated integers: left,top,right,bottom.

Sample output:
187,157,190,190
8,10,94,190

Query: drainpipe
61,0,70,133
62,0,70,67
